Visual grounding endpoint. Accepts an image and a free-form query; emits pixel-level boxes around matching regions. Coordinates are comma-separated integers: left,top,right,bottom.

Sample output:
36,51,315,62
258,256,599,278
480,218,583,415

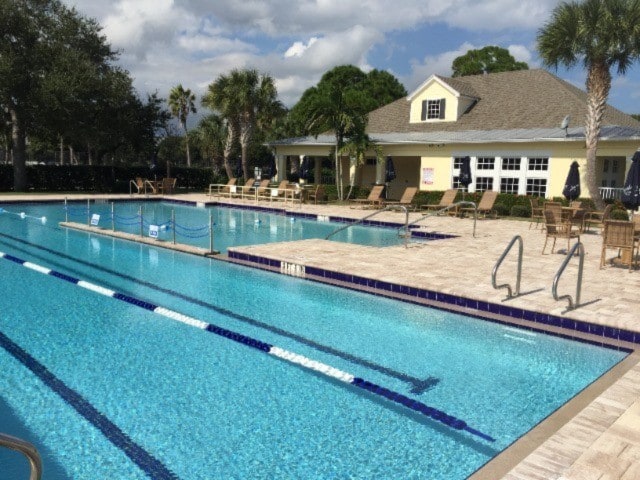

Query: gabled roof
365,69,640,134
407,74,479,101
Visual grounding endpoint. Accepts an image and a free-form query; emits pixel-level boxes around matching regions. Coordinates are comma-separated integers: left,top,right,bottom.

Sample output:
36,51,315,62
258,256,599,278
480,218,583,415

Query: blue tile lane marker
0,250,496,443
0,330,179,480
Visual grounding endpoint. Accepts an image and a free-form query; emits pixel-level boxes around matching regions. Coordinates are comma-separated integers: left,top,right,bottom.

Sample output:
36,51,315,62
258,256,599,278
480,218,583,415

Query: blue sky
62,0,640,126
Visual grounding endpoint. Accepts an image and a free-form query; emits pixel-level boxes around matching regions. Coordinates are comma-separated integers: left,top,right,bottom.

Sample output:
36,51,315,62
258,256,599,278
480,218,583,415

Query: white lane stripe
269,346,355,383
23,262,52,275
154,307,208,329
77,281,116,297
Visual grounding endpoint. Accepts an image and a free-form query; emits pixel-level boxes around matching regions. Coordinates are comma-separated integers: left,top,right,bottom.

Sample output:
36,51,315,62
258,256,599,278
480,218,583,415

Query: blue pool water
0,202,628,479
64,200,406,251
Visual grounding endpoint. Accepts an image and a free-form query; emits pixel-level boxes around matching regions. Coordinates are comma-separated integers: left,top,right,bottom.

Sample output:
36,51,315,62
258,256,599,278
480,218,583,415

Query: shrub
610,209,629,220
510,204,531,218
493,203,510,216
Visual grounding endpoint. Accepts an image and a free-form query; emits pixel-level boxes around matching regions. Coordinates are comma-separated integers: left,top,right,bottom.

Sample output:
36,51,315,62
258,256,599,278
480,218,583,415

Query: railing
406,201,477,238
492,235,523,299
0,432,42,480
325,205,411,247
552,241,585,310
599,186,624,200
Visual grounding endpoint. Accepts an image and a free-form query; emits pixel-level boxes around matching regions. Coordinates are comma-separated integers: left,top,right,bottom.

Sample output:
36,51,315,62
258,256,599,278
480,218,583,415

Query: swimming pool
0,202,628,479
62,200,409,251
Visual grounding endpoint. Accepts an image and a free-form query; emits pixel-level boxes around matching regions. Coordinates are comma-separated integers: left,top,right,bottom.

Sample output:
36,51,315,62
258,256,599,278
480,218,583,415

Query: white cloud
404,42,477,91
285,38,318,58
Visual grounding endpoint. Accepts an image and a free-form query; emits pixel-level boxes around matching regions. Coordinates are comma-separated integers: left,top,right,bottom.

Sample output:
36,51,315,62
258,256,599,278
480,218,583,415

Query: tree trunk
223,125,235,179
59,137,64,165
584,62,611,211
10,108,27,192
240,122,252,180
69,145,75,165
87,143,93,166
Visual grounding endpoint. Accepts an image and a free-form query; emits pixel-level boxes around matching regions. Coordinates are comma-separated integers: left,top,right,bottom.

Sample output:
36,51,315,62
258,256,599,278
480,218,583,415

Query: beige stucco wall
272,140,637,199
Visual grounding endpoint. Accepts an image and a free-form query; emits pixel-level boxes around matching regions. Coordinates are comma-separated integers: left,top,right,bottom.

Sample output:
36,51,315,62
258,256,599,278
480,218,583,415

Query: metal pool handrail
552,241,584,310
406,201,477,238
492,235,523,299
0,432,42,480
325,205,410,247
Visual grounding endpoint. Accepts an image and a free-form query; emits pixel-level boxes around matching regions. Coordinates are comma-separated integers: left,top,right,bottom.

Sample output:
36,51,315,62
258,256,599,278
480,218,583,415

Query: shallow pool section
0,202,629,479
58,200,408,251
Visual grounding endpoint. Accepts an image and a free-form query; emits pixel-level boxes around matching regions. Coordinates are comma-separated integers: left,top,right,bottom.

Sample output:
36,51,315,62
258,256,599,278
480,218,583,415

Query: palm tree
538,0,640,209
202,74,238,179
194,113,227,174
203,69,283,180
168,84,197,167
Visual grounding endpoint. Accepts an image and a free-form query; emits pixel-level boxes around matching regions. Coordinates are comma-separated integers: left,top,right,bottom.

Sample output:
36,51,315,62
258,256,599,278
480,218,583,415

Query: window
612,159,619,173
500,177,519,194
475,177,493,192
528,157,549,171
476,157,495,170
421,99,446,120
501,157,521,170
452,176,469,191
526,178,547,197
453,157,465,169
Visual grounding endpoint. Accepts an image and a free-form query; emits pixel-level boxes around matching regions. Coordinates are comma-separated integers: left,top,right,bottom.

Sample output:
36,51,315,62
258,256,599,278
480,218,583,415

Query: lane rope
0,250,495,443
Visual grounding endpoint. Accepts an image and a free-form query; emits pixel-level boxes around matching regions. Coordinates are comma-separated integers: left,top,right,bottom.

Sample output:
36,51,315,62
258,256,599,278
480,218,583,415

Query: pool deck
2,191,640,479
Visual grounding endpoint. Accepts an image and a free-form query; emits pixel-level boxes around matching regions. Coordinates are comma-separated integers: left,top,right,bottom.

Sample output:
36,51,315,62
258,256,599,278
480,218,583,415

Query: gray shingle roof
365,69,640,134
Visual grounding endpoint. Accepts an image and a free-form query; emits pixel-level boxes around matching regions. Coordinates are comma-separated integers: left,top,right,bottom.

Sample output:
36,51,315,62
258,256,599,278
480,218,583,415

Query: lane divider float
0,250,495,443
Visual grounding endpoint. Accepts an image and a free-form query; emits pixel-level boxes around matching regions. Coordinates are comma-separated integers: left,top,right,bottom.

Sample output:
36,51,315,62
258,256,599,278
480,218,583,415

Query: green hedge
0,165,227,193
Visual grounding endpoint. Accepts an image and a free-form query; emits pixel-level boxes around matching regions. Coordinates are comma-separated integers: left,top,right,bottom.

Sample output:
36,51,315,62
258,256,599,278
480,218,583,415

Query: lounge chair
244,179,270,199
421,188,458,215
261,180,290,201
542,207,580,254
383,187,418,210
209,178,237,197
460,190,498,218
529,197,544,229
600,220,637,270
350,185,384,209
233,178,255,198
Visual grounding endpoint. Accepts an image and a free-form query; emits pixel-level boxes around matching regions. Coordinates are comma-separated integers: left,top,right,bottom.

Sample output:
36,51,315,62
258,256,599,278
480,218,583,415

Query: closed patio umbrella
265,156,276,179
459,156,472,200
300,156,312,181
622,151,640,212
562,161,581,201
385,156,396,183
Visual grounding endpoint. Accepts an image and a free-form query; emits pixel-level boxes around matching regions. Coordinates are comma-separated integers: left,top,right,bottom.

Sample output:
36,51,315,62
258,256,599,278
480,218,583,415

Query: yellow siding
409,81,458,123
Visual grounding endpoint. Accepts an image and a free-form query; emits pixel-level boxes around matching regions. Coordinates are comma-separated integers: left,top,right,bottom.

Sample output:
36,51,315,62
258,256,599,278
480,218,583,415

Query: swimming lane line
0,250,496,443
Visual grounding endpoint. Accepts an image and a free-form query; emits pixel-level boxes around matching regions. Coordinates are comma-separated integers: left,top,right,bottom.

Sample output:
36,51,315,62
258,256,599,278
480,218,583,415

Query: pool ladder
0,432,42,480
493,237,585,310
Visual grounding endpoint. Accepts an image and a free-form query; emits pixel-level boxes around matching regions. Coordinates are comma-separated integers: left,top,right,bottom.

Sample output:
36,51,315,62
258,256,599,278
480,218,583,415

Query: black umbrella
385,156,396,183
622,151,640,211
562,161,581,201
300,156,312,181
459,155,472,187
234,158,242,178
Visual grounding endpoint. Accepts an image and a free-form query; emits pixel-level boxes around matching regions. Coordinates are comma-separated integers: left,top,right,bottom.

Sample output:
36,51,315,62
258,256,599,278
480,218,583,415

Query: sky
61,0,640,127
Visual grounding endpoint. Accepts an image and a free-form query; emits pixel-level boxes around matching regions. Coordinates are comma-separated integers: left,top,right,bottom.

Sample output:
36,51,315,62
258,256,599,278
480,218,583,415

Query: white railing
599,187,624,200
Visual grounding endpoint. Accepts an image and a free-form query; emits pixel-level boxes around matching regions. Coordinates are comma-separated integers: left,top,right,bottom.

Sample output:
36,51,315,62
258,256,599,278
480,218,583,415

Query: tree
168,84,197,167
451,46,529,77
202,69,283,180
291,65,396,200
537,0,640,209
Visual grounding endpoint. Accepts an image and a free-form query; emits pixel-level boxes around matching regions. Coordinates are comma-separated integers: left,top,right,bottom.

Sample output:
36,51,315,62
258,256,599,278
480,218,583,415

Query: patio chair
349,185,385,209
383,187,418,210
209,177,237,197
261,180,290,201
529,197,544,229
158,177,176,195
542,208,580,254
421,188,458,215
306,184,326,204
600,220,637,270
585,204,613,232
460,190,498,218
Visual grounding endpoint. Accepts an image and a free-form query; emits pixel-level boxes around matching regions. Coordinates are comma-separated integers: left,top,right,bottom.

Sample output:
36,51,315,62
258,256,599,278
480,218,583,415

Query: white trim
407,75,461,101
